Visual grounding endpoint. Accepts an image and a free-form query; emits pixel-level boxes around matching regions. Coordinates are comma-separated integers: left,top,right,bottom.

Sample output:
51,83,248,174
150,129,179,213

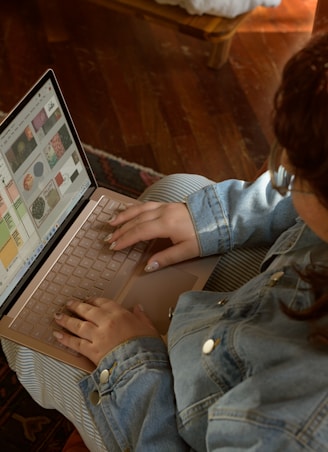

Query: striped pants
2,174,267,451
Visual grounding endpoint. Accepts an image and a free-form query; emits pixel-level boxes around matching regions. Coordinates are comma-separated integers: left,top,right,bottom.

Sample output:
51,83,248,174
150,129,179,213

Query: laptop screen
0,70,96,311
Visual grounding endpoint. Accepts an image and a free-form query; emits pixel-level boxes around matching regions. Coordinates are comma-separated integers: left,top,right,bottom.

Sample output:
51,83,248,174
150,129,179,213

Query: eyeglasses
268,142,313,196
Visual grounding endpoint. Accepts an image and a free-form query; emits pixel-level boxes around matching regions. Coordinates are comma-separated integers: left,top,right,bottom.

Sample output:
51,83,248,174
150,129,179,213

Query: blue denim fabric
79,337,189,451
79,172,328,451
186,172,297,256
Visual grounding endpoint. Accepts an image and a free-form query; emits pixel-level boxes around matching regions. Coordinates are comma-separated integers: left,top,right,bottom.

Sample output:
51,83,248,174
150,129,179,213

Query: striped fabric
205,246,269,292
1,340,107,451
139,173,213,203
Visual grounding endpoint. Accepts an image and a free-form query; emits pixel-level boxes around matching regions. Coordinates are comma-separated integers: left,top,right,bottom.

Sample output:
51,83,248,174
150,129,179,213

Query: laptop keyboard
10,195,148,351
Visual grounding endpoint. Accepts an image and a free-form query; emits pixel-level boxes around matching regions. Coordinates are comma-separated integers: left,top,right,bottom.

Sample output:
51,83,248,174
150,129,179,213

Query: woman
2,33,328,451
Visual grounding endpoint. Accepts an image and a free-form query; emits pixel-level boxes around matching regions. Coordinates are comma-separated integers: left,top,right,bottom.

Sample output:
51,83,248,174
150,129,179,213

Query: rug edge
83,143,164,178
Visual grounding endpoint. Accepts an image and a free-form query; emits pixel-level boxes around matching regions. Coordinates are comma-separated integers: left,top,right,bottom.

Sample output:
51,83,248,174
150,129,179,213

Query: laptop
0,69,218,372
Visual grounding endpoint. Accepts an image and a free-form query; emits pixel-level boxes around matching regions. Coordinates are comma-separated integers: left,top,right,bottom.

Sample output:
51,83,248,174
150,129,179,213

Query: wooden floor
0,0,317,181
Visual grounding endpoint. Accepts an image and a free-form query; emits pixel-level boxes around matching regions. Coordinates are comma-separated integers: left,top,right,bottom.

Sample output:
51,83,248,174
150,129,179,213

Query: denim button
268,271,284,287
217,298,227,306
202,339,215,354
100,369,110,384
89,390,101,406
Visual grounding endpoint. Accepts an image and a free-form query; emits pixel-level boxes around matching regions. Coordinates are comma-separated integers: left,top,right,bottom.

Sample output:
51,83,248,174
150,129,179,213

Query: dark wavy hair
272,33,328,345
273,32,328,206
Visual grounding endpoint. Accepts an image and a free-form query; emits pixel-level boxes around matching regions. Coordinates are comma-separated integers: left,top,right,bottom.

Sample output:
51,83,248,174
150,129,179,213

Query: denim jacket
79,172,328,451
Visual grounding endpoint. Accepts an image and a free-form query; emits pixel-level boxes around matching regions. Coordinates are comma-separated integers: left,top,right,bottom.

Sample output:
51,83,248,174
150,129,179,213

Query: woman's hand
105,202,200,271
53,298,159,366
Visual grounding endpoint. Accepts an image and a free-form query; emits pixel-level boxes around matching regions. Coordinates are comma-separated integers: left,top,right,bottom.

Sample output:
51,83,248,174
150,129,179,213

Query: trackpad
122,266,197,334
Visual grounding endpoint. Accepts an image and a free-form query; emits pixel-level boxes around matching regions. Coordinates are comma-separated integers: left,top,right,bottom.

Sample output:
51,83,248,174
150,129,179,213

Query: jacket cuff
79,337,168,402
186,184,232,256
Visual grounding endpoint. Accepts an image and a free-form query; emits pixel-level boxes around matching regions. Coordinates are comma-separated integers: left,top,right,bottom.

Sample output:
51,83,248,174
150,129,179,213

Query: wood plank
239,0,316,32
0,0,317,182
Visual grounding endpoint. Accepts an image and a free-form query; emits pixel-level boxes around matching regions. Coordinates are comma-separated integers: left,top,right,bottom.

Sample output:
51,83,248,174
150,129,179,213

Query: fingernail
144,261,160,273
137,303,145,312
108,214,117,223
54,312,63,320
104,233,113,242
53,331,64,340
109,241,116,251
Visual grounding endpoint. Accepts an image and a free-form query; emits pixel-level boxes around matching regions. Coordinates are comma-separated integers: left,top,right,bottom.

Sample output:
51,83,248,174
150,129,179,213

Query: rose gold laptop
0,70,217,372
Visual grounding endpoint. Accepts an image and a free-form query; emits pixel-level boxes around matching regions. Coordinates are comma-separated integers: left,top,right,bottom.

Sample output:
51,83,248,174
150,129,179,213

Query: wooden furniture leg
208,37,233,69
84,0,250,69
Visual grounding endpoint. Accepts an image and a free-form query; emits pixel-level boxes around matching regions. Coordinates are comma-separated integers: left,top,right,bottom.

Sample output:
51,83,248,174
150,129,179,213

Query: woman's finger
109,202,163,227
53,329,100,364
54,311,96,341
106,203,196,255
106,208,161,243
106,213,172,251
58,299,115,327
86,297,114,307
144,241,200,272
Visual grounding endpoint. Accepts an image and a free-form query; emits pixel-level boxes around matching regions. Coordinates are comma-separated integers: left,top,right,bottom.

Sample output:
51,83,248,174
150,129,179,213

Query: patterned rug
83,143,162,198
0,142,162,451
